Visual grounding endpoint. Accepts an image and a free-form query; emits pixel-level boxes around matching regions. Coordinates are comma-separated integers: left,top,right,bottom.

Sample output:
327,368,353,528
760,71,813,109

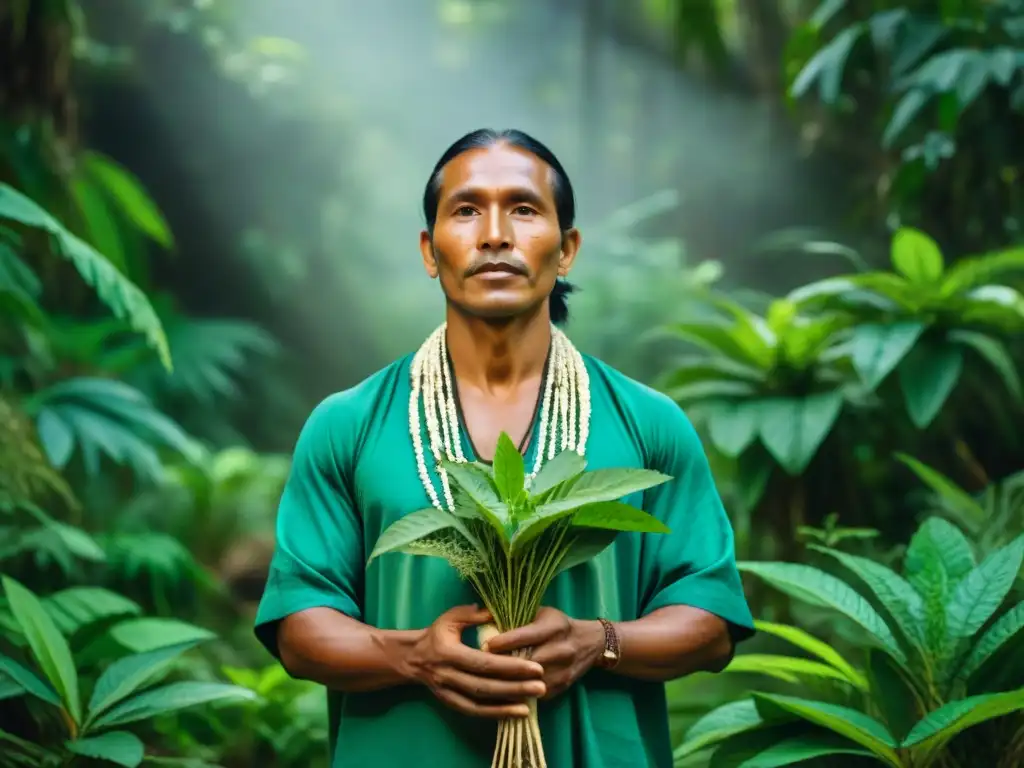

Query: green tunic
254,351,754,768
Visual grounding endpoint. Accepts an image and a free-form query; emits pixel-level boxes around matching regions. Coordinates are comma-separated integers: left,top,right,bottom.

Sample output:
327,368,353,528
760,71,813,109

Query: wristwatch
595,617,621,669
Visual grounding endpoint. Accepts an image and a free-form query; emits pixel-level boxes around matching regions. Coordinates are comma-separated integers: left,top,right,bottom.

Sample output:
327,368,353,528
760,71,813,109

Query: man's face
420,142,581,321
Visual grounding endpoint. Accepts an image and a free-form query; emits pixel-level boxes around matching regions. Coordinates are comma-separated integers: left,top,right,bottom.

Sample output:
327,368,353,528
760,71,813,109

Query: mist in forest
129,0,842,388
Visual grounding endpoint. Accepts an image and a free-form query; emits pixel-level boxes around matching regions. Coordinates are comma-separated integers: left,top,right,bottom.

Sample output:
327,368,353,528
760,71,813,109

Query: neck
444,303,552,395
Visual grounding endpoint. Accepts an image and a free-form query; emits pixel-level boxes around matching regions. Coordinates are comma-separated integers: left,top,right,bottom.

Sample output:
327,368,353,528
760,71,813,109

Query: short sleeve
638,396,755,644
253,394,365,659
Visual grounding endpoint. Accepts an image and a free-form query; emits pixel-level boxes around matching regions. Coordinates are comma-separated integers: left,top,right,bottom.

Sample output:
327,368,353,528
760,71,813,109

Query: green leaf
898,343,964,429
673,698,765,761
82,151,174,247
440,459,507,530
527,448,586,499
738,562,906,664
108,618,215,654
809,545,926,650
902,688,1024,755
89,640,204,720
707,401,760,458
958,602,1024,683
883,89,930,147
0,674,23,702
949,330,1024,403
0,183,171,370
905,517,975,592
723,653,854,685
43,587,141,636
945,536,1024,639
752,620,867,690
66,731,144,768
710,730,875,768
536,468,673,516
2,576,80,723
491,432,525,503
753,693,899,766
0,653,61,707
891,228,944,282
866,648,920,742
790,24,866,104
571,500,670,534
91,682,255,729
894,454,986,527
367,507,462,563
663,321,769,369
847,322,926,390
756,392,843,475
553,528,617,576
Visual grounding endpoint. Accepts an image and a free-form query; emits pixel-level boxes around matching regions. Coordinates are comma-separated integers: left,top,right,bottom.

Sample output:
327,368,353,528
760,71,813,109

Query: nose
478,206,513,251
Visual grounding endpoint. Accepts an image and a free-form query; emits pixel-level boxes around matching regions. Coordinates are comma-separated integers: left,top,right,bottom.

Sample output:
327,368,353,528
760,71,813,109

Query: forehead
437,143,554,200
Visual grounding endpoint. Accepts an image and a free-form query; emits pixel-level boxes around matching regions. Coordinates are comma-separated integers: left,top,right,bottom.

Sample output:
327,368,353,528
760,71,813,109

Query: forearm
580,605,734,682
277,607,424,693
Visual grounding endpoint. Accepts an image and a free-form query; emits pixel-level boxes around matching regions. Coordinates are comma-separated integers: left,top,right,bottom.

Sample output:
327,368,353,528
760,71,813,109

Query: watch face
603,649,617,660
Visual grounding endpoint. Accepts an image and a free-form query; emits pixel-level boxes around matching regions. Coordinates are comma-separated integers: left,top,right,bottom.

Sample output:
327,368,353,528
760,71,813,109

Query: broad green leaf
553,528,617,576
89,640,204,720
753,693,899,766
0,653,61,707
894,454,985,527
0,674,23,702
658,355,764,391
902,687,1024,754
958,602,1024,683
723,654,854,685
905,517,975,592
847,322,925,390
491,432,525,502
91,681,255,729
108,618,215,654
945,535,1024,639
666,380,758,404
707,401,760,458
790,24,866,104
810,545,926,650
66,731,144,768
950,330,1024,403
738,562,906,664
367,507,463,563
663,321,769,369
43,587,141,636
0,183,170,370
528,448,586,499
898,343,964,429
756,392,843,475
709,731,874,768
2,576,80,724
673,698,764,760
440,460,506,523
571,501,670,534
536,468,673,516
883,89,930,147
82,151,173,247
891,228,944,282
753,620,867,689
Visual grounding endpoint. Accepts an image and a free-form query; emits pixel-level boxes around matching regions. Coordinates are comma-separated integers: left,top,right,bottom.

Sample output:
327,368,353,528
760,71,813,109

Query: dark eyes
453,205,538,217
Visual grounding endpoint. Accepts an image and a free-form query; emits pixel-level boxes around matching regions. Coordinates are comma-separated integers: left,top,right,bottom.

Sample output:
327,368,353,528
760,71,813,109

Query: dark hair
422,128,578,325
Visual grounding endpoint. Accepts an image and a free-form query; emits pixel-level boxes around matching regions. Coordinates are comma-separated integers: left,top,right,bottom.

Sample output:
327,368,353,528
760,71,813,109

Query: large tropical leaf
752,620,867,690
723,653,854,685
2,576,80,723
533,468,672,515
528,448,586,499
42,587,141,637
90,681,255,729
0,183,170,369
890,227,944,283
898,343,964,429
902,687,1024,756
0,652,61,707
673,698,765,761
89,640,205,719
904,517,975,594
108,618,215,655
571,500,670,534
708,730,875,768
958,602,1024,683
945,535,1024,640
367,507,465,563
738,562,906,664
753,693,899,766
66,731,144,768
756,392,844,475
846,322,925,390
26,377,200,481
81,151,173,247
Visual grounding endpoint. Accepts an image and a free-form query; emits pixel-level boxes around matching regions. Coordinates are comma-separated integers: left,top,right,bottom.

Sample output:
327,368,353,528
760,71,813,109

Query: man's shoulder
583,353,687,424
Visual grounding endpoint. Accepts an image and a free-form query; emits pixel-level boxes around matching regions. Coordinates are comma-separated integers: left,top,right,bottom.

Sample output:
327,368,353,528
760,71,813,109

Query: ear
419,230,439,279
557,228,582,277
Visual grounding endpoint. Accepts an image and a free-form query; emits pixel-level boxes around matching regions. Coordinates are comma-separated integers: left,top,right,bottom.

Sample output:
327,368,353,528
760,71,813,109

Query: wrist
373,627,428,685
572,619,608,670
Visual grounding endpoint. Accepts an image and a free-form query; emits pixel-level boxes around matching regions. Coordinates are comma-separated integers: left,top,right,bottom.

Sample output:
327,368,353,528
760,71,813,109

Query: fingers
437,667,546,702
441,604,492,628
435,687,530,719
486,611,565,654
449,644,545,680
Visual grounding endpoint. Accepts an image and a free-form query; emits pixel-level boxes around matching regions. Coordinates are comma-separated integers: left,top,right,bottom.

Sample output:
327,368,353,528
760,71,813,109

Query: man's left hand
482,607,606,700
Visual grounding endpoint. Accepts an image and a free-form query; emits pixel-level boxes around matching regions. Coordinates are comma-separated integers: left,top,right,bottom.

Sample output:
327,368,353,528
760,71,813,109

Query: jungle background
2,0,1024,766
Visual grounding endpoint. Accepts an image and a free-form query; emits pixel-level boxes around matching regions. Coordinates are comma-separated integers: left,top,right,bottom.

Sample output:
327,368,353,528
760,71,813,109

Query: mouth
472,262,526,278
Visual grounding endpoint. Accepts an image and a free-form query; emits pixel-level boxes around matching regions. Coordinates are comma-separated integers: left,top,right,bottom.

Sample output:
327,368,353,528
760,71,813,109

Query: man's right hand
405,605,546,719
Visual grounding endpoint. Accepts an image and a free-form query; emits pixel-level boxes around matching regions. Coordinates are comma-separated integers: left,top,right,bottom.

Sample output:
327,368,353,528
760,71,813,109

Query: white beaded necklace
409,322,591,512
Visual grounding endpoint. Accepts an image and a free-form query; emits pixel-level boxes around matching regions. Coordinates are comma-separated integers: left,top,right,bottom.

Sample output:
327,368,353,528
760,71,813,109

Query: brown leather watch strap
595,617,621,669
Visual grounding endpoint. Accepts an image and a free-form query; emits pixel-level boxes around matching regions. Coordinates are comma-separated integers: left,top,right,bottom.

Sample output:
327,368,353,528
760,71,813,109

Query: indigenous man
254,128,755,767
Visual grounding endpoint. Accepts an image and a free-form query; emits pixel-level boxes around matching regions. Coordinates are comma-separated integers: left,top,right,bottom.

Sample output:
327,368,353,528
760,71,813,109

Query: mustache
464,255,530,277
